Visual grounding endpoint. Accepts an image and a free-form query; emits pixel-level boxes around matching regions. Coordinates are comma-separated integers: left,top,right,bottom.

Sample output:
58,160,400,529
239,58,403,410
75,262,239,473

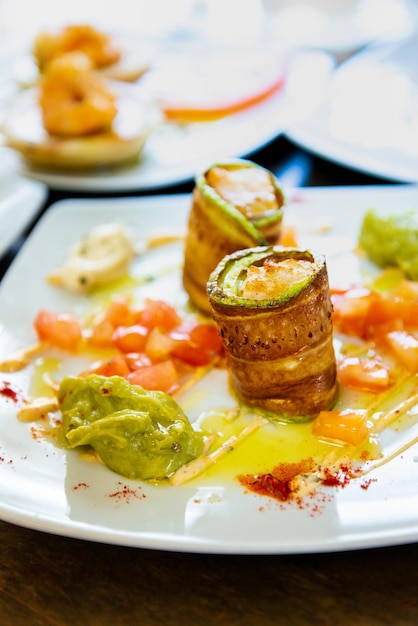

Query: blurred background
1,0,417,52
1,0,418,193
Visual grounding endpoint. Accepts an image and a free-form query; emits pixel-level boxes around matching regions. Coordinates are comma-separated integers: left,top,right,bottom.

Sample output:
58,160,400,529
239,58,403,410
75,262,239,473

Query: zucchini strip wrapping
207,246,338,421
182,159,285,314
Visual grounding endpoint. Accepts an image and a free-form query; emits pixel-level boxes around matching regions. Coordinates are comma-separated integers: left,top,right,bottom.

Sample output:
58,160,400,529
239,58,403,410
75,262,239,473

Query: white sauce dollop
48,222,135,294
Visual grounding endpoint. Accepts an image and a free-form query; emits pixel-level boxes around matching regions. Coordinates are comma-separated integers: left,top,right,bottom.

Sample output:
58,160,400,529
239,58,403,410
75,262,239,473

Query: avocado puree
359,208,418,280
58,374,204,481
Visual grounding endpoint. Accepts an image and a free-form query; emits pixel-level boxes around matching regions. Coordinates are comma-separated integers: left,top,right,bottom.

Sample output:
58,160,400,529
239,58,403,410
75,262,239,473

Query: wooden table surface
1,517,417,626
1,137,417,626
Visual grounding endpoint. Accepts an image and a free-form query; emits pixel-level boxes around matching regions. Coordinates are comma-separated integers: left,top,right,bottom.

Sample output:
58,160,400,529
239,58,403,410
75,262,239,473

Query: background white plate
286,35,418,183
6,51,333,192
0,149,47,257
267,0,417,58
1,187,418,554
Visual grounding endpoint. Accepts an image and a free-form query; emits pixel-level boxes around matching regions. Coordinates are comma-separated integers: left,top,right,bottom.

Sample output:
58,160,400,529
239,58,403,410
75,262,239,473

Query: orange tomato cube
33,309,82,351
86,317,115,348
338,357,391,391
145,327,177,360
126,359,179,394
384,330,418,372
169,338,211,366
105,298,136,327
80,355,131,378
124,352,152,370
331,288,375,338
312,409,369,446
139,299,182,332
112,324,149,353
188,323,223,354
368,295,418,329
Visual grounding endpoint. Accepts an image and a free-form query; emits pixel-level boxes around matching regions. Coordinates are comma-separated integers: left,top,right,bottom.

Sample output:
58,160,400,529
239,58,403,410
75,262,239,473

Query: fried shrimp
33,23,122,71
38,51,118,137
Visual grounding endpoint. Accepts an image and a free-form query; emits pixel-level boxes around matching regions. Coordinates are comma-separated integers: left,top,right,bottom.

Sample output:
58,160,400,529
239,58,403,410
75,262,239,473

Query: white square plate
1,187,418,554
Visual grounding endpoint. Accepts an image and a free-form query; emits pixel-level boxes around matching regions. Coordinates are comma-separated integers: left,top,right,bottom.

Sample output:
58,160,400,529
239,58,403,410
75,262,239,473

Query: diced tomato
104,298,136,327
138,299,182,332
124,352,153,370
332,286,418,339
331,288,376,338
367,296,418,329
169,338,212,366
143,322,223,366
145,327,177,360
338,357,391,392
80,355,131,378
383,330,418,372
188,323,223,354
164,322,223,366
86,299,136,348
112,324,149,353
35,298,223,394
312,408,369,446
126,359,179,394
86,317,115,348
33,309,82,351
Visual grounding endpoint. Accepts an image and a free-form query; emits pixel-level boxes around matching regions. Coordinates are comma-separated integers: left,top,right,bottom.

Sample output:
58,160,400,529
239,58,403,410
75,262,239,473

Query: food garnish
182,159,285,314
47,222,135,294
32,23,150,83
38,51,118,137
3,50,158,170
207,245,337,419
58,374,204,481
33,23,122,73
359,207,418,280
0,342,47,373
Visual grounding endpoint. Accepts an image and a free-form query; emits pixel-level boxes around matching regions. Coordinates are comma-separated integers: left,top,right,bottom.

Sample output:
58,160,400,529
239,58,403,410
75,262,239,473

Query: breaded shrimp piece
38,51,117,137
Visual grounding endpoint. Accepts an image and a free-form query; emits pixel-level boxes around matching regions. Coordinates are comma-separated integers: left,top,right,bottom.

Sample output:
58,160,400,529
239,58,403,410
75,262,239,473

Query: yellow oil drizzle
197,417,335,482
186,405,379,486
29,356,61,398
26,337,417,493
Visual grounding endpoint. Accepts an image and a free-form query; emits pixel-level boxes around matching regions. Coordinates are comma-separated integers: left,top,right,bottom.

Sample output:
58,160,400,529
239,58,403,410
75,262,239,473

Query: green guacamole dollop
359,208,418,280
58,374,204,481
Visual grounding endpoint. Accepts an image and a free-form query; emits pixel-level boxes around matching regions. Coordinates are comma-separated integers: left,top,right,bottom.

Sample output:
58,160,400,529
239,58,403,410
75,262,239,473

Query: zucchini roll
183,159,285,314
207,246,337,421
